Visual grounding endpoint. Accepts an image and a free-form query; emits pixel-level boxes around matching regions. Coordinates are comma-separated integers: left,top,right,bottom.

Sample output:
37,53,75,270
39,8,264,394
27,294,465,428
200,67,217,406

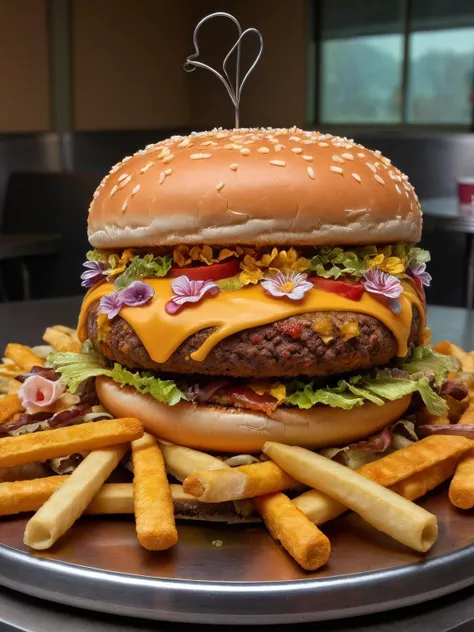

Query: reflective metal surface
1,488,474,623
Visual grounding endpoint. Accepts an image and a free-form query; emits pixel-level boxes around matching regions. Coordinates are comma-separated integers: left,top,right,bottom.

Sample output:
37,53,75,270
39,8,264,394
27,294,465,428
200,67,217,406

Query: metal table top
0,296,473,630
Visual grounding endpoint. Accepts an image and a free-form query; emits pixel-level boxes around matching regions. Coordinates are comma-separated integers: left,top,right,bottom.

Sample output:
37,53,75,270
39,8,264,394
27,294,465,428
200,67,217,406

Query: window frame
311,0,474,131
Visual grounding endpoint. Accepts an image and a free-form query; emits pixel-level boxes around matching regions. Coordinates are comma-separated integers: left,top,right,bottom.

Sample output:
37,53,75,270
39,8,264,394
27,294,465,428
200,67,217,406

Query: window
317,0,474,126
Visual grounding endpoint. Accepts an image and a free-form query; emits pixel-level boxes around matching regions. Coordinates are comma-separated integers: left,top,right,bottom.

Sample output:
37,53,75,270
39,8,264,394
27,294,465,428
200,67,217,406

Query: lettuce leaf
47,350,186,406
400,346,459,387
287,347,449,415
113,254,172,290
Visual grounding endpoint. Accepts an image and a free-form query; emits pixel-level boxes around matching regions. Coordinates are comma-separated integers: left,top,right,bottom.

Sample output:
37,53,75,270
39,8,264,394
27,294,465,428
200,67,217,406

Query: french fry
293,435,473,524
445,395,468,423
24,445,127,550
4,344,44,372
432,340,453,356
183,460,299,503
391,456,459,501
0,393,24,423
7,380,21,394
449,448,474,509
0,417,143,469
43,327,81,353
159,442,229,481
462,354,474,373
131,433,177,551
415,411,451,426
52,325,77,336
449,343,467,361
264,442,438,552
0,478,259,523
253,493,330,571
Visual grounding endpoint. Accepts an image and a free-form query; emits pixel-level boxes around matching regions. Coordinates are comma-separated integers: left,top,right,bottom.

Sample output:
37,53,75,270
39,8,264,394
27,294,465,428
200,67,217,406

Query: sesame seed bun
96,376,411,453
87,127,421,249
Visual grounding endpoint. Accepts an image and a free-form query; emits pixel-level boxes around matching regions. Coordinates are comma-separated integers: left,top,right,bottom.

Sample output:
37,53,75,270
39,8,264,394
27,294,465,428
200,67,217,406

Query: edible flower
18,375,65,414
98,281,155,319
409,263,432,287
120,280,155,306
239,255,264,285
173,245,248,268
81,261,107,288
361,268,403,313
98,292,123,319
261,271,313,301
165,276,219,314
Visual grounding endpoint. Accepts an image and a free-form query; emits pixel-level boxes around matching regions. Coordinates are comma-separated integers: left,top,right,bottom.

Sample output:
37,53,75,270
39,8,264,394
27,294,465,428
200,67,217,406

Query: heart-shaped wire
184,12,263,129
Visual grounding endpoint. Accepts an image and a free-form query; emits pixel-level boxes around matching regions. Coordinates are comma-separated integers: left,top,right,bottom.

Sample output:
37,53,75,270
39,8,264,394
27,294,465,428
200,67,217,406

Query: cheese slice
78,279,425,364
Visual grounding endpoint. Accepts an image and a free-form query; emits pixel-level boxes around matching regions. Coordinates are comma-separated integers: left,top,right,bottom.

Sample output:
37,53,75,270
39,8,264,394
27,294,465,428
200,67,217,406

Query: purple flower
361,268,403,314
260,271,313,301
121,281,155,307
98,292,123,319
165,276,219,314
409,263,432,288
81,261,106,288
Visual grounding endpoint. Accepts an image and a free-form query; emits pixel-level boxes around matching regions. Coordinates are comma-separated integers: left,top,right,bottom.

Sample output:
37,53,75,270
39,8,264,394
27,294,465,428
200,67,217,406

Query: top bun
87,127,422,249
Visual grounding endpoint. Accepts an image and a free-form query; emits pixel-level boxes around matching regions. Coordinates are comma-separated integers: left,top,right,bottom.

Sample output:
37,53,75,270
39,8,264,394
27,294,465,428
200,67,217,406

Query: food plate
1,488,474,624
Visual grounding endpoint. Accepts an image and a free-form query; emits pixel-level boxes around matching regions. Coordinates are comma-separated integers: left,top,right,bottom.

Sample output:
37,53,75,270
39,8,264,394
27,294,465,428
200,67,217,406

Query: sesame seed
216,182,225,192
243,139,254,145
122,156,131,162
403,183,411,192
302,139,313,145
161,147,171,156
382,156,391,165
164,168,173,176
402,174,409,181
118,175,132,188
178,138,190,148
291,147,303,154
357,152,365,158
289,136,300,141
229,163,238,171
330,166,344,174
318,142,329,147
131,184,140,196
140,162,153,173
159,172,166,185
109,185,118,197
275,144,285,152
121,200,128,211
257,147,270,154
395,184,402,194
269,160,286,167
163,154,174,164
351,173,361,183
240,148,251,156
303,155,313,162
118,173,129,182
342,153,354,160
307,166,315,179
374,174,385,185
332,155,345,164
201,140,217,146
374,150,382,156
366,163,377,173
109,164,120,174
190,153,211,160
93,189,100,199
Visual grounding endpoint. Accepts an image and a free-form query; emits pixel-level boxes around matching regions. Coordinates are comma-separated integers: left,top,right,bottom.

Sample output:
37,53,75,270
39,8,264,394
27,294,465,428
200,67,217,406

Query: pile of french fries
1,331,474,571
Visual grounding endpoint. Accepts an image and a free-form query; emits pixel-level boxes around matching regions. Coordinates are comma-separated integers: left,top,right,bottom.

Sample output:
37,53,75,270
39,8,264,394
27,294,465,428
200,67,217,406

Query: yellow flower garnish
173,245,243,267
106,249,135,276
380,257,405,275
250,382,287,405
367,254,385,268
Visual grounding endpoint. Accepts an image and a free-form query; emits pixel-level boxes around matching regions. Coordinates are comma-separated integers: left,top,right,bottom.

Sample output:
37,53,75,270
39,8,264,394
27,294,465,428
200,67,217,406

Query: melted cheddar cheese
78,279,425,364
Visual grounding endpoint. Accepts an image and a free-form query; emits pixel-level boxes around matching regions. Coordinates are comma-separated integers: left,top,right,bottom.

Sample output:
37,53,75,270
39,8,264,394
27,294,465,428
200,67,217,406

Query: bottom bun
96,377,411,453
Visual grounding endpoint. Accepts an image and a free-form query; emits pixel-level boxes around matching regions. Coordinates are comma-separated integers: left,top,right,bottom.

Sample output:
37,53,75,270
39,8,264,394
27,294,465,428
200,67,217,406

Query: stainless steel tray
0,488,474,624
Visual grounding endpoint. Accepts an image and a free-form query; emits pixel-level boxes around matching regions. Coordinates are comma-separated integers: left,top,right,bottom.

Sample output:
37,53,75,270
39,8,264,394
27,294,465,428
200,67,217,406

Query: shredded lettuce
113,254,172,289
308,244,430,280
47,349,186,406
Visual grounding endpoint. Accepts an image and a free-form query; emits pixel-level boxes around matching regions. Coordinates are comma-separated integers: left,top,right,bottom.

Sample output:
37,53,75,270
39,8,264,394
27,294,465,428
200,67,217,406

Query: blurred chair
1,172,100,300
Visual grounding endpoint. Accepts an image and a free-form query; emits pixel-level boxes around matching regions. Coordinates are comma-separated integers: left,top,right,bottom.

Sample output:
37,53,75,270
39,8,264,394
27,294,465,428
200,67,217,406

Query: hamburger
49,127,460,455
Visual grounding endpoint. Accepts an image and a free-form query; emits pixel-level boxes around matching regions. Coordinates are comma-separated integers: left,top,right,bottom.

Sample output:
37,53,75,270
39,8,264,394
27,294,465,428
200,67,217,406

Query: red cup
458,178,474,208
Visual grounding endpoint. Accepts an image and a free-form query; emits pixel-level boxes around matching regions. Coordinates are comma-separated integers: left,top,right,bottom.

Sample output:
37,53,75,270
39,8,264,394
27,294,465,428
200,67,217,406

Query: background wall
0,0,50,132
72,0,192,131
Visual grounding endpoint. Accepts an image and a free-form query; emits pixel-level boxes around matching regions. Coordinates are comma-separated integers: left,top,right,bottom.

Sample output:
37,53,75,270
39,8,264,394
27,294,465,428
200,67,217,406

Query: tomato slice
410,275,426,304
170,258,240,281
311,277,364,301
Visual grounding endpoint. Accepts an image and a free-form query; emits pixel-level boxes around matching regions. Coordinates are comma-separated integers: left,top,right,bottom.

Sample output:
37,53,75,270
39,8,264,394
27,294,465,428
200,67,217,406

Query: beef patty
87,302,421,378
